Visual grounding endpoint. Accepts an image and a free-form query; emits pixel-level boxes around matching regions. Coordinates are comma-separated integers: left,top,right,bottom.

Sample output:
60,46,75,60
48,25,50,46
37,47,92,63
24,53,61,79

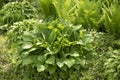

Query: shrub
7,19,97,79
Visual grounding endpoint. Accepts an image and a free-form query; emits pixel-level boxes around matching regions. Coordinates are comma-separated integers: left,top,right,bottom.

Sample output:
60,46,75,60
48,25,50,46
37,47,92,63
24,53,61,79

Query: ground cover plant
1,0,120,80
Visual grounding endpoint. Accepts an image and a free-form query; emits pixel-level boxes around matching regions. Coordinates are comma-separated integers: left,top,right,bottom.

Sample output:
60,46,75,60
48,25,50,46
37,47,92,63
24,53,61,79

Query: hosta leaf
77,40,83,45
22,32,34,41
29,48,36,52
49,30,57,43
45,55,55,65
74,58,85,66
22,43,32,49
56,58,64,68
22,57,33,66
70,52,79,57
73,64,80,70
64,58,75,68
72,25,82,31
37,55,46,62
47,65,57,74
105,69,115,73
65,52,79,57
117,65,120,70
37,64,48,72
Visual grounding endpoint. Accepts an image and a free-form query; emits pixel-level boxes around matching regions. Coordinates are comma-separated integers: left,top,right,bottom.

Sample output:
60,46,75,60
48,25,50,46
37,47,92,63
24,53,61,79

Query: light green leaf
45,55,55,65
77,40,83,45
56,58,64,68
37,64,48,72
72,25,82,31
28,48,36,52
22,43,32,49
70,52,79,57
64,58,75,68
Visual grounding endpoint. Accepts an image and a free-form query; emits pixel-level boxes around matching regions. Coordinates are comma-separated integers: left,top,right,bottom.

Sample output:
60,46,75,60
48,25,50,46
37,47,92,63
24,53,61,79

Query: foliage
7,19,97,79
102,3,120,38
0,0,38,31
1,0,120,80
37,0,77,22
72,0,102,30
103,48,120,79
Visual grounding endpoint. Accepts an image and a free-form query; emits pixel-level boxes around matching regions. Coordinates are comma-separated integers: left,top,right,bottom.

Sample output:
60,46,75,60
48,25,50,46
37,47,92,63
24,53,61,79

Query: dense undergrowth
0,0,120,80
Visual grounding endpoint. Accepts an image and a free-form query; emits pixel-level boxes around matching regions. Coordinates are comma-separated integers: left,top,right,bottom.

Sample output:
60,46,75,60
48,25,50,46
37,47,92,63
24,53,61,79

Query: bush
7,19,97,79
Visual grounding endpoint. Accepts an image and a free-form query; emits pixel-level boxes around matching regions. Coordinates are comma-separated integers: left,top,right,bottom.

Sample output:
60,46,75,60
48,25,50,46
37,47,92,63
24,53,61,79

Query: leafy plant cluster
1,0,120,80
37,0,120,38
7,19,98,79
0,0,37,31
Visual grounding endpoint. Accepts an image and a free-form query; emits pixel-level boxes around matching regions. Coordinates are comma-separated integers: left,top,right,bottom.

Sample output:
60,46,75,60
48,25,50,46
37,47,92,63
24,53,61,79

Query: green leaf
56,58,64,68
22,43,32,49
64,58,75,68
47,65,57,74
22,56,33,66
37,55,46,62
73,64,80,70
37,64,48,72
28,48,36,52
72,25,82,31
45,55,55,65
65,52,79,58
37,0,51,16
49,30,57,43
70,52,79,57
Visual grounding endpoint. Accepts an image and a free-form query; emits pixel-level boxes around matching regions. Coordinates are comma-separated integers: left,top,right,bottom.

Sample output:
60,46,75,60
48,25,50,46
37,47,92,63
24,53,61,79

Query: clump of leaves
74,0,102,30
7,19,97,79
0,0,38,30
102,3,120,39
37,0,77,22
103,47,120,79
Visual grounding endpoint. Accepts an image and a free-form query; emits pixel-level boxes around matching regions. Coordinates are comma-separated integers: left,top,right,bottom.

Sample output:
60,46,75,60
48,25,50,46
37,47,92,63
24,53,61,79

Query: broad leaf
49,30,57,43
45,55,55,65
37,55,46,62
22,43,33,49
22,56,33,66
64,58,75,68
56,58,64,68
37,64,48,72
47,65,57,74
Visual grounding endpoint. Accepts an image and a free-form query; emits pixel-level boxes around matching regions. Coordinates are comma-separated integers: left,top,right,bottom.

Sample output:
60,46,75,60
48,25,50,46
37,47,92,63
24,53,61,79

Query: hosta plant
7,19,97,79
